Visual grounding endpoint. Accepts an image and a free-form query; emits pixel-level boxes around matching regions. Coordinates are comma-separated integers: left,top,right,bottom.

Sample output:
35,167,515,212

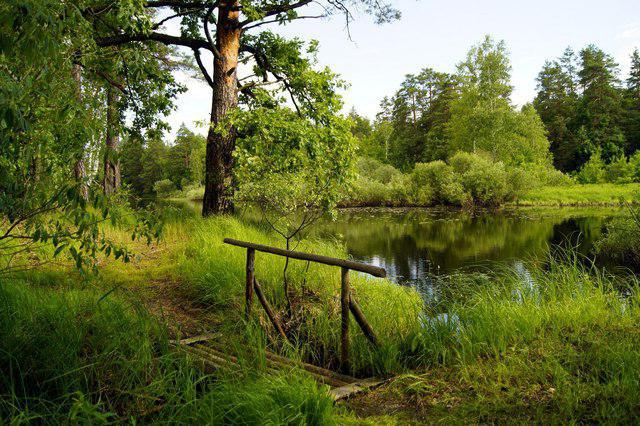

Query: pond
173,200,628,289
313,207,628,287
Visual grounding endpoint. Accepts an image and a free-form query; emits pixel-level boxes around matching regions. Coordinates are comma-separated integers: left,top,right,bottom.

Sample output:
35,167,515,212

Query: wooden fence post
245,248,255,320
341,267,350,372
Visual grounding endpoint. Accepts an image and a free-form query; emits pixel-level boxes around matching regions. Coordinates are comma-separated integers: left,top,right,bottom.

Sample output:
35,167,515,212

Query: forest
2,0,640,424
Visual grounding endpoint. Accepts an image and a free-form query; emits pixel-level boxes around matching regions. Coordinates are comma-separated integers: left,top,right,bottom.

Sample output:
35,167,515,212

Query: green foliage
595,207,640,267
412,161,469,206
576,149,607,183
167,126,206,189
153,179,177,196
449,152,510,205
605,155,635,183
448,38,551,166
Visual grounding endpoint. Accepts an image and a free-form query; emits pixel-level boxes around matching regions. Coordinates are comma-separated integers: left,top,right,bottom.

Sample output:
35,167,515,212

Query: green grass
0,277,345,424
515,183,640,206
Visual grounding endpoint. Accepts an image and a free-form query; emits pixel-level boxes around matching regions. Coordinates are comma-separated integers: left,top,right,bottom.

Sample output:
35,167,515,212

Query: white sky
161,0,640,141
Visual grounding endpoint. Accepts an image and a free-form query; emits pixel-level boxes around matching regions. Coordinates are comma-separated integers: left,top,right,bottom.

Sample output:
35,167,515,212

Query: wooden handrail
223,238,386,278
225,237,385,373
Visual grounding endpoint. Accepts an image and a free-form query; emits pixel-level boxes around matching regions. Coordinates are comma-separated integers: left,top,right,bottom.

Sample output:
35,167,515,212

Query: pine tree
533,48,580,172
576,45,626,163
623,49,640,153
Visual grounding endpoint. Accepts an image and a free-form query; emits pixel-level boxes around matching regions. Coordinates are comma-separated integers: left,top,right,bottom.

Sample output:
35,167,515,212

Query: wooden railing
223,238,386,371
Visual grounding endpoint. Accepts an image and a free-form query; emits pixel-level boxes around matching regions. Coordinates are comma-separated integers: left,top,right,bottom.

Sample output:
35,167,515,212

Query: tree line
354,37,640,177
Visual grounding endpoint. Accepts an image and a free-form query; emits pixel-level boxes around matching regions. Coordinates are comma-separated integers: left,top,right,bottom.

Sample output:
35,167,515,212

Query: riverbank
3,211,640,423
171,183,640,209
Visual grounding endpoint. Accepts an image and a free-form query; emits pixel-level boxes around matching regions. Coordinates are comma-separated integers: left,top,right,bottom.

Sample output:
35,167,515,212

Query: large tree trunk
72,63,89,200
103,86,121,195
201,0,241,216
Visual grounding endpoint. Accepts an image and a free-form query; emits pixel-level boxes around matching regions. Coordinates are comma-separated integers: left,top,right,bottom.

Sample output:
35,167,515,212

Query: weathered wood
224,238,386,278
349,296,379,347
341,267,350,372
245,248,255,319
329,378,385,401
263,351,357,385
253,278,289,341
169,333,221,346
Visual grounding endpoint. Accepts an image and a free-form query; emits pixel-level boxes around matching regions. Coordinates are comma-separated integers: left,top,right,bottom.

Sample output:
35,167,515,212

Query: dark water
314,207,627,286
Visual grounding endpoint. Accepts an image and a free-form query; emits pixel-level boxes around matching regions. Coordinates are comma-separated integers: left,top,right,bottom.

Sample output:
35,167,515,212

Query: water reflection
314,207,625,286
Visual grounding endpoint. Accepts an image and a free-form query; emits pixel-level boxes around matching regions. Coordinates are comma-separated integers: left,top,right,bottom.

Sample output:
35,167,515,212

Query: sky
162,0,640,140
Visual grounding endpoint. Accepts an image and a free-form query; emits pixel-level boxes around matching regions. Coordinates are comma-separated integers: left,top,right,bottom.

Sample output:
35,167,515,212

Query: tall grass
0,278,343,424
395,253,640,422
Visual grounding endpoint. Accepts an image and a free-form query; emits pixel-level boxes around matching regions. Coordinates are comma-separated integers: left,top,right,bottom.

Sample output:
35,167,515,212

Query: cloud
616,23,640,41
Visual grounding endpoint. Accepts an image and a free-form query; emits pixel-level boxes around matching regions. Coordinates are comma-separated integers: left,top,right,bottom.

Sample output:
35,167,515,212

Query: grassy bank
514,183,640,206
3,210,640,423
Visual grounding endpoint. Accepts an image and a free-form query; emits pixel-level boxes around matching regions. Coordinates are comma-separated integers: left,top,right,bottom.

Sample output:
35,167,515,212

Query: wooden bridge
171,238,387,400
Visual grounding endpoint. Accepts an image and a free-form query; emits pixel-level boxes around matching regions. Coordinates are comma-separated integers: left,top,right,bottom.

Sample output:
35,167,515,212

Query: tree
167,125,206,188
120,136,147,196
576,45,625,163
448,36,551,166
141,138,170,196
93,0,401,216
534,48,581,172
376,68,458,169
623,49,640,153
0,0,161,274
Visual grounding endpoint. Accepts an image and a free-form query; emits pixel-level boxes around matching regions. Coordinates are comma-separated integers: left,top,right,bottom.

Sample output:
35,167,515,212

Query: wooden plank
329,379,384,401
169,333,221,346
341,267,350,373
349,296,379,347
263,351,356,385
224,238,386,278
245,248,255,319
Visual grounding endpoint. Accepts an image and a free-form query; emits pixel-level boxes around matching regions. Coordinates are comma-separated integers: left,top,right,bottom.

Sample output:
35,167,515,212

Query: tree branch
193,48,214,88
97,32,212,52
239,0,313,26
203,2,223,60
242,14,326,31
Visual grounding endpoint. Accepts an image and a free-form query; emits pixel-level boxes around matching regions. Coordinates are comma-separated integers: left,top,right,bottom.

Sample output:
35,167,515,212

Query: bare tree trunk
202,0,241,216
103,86,121,195
72,63,89,200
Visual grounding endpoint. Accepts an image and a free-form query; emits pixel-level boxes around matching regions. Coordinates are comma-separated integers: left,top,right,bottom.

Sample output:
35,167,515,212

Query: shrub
577,150,606,184
606,155,635,184
595,211,640,268
412,161,469,206
153,179,177,196
356,157,402,184
450,152,509,205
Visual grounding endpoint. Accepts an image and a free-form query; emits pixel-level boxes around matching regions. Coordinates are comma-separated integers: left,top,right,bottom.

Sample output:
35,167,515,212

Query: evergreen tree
576,45,626,163
534,48,581,172
120,136,146,196
623,49,640,153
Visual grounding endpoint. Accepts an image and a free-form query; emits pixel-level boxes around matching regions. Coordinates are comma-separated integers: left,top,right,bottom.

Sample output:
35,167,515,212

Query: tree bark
103,86,121,195
201,0,241,216
72,63,89,200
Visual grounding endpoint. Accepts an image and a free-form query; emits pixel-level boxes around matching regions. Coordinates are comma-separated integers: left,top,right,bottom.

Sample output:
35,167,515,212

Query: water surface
314,207,626,286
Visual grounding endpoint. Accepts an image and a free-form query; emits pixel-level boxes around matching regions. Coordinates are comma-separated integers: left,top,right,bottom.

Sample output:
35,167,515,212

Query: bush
153,179,177,196
606,155,635,184
577,150,606,184
412,161,469,206
595,211,640,268
356,157,402,184
450,152,509,205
